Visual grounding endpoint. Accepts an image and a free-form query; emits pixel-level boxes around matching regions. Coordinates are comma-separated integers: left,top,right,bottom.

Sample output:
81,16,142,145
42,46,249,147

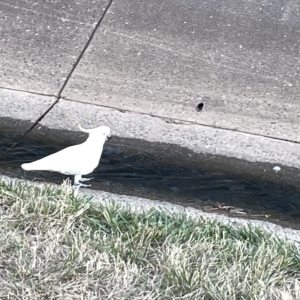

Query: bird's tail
21,162,43,171
21,163,32,170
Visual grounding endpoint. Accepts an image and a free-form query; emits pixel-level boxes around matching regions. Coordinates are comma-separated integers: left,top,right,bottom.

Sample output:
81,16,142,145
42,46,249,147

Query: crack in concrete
24,0,113,134
0,86,56,98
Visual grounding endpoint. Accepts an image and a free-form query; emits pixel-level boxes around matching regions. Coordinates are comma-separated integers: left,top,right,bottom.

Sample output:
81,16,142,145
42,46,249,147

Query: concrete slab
41,99,300,169
0,0,107,94
62,0,300,142
0,89,55,122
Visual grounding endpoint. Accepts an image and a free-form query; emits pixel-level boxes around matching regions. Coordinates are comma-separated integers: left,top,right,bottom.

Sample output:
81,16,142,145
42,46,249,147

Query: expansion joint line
25,0,113,134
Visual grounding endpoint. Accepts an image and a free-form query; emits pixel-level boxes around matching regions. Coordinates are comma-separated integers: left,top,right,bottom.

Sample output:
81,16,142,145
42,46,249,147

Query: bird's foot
73,175,93,188
74,182,91,188
80,177,94,182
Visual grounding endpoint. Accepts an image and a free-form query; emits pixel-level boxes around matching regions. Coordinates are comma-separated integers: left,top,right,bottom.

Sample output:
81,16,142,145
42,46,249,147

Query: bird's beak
107,135,112,141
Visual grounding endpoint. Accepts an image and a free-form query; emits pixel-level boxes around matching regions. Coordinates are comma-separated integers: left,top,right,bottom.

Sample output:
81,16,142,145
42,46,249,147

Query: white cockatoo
21,124,112,187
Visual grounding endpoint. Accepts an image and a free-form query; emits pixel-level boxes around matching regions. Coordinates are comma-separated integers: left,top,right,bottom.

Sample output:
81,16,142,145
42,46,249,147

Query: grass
0,178,300,299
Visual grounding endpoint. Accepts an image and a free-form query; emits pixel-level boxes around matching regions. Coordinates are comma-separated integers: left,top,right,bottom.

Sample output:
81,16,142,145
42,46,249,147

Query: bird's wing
22,144,88,175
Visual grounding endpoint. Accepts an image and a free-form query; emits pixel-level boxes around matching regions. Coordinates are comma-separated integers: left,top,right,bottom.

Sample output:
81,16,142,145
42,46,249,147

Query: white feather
21,125,111,186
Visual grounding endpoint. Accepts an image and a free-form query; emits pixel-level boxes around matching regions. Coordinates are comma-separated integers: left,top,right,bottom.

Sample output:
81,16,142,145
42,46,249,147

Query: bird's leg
73,175,91,188
74,174,82,185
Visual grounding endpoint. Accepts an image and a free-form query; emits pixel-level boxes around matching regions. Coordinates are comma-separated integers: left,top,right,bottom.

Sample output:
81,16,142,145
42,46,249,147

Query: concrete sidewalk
1,0,300,165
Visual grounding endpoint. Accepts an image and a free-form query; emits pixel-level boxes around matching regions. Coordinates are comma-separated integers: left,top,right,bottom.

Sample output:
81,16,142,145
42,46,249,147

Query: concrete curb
2,174,300,243
1,88,300,169
42,99,300,169
82,188,300,244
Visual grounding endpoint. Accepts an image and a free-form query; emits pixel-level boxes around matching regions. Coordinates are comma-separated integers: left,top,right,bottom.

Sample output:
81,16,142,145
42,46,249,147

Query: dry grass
0,178,300,299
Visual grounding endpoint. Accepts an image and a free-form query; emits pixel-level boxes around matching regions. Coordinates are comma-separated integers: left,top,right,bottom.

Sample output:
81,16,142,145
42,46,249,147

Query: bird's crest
78,124,91,133
78,124,111,138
